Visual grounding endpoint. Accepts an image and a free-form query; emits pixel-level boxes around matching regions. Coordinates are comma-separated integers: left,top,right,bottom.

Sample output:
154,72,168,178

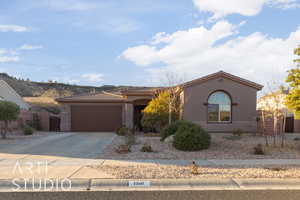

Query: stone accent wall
124,103,134,129
60,105,71,132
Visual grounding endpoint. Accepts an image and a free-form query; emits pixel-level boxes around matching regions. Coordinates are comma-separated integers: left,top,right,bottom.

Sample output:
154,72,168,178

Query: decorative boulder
164,135,174,143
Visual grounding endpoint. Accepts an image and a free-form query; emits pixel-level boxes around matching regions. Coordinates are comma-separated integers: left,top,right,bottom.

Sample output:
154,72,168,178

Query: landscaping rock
164,135,174,143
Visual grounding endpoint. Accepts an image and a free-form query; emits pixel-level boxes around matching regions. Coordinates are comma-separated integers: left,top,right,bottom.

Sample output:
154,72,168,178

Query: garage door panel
71,105,122,132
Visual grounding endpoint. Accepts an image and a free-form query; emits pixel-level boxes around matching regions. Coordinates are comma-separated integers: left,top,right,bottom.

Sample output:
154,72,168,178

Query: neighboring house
0,80,30,110
57,71,263,133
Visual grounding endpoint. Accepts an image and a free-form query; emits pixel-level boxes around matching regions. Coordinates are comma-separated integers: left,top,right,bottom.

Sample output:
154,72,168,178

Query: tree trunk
168,102,172,125
281,113,286,148
273,116,277,146
261,110,269,146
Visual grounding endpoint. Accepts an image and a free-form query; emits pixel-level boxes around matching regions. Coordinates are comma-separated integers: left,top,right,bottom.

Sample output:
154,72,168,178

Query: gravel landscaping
99,133,300,160
95,165,300,179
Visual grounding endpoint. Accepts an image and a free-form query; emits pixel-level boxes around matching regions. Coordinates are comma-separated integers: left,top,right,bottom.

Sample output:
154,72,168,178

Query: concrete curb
1,178,300,192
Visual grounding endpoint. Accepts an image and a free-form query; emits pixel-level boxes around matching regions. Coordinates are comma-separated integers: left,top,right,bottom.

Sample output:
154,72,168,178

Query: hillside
0,73,132,98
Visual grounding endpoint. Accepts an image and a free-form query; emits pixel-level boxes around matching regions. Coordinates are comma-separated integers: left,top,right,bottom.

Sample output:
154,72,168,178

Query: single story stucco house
57,71,263,133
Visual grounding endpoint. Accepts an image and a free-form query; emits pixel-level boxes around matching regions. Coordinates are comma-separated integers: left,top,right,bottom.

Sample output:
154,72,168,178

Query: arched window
207,91,231,122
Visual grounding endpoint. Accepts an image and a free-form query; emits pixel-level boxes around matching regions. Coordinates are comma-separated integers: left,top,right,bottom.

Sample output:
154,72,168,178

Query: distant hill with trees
0,72,139,98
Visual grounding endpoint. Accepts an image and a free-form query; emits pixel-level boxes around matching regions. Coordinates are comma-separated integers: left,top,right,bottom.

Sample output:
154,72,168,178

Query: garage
71,104,122,132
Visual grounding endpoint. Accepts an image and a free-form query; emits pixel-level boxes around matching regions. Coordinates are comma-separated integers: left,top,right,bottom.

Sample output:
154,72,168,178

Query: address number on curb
128,181,151,187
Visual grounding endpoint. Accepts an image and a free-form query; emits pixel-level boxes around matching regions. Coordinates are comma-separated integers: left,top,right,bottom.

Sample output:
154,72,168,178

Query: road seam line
67,166,84,179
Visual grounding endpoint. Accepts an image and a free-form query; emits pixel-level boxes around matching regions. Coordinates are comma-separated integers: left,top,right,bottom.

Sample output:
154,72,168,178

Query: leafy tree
0,101,20,139
285,45,300,119
141,91,179,132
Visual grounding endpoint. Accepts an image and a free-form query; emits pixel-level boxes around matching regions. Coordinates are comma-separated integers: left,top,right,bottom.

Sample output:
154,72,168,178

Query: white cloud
44,0,98,11
0,48,19,63
19,44,43,50
81,73,104,82
72,17,139,33
0,56,19,63
122,45,159,66
121,20,300,88
192,0,300,20
0,25,30,32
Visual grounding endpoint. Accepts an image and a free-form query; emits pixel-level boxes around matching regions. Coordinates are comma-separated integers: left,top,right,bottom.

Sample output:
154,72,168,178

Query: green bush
23,126,34,135
0,101,20,139
173,122,211,151
116,127,131,136
160,120,194,141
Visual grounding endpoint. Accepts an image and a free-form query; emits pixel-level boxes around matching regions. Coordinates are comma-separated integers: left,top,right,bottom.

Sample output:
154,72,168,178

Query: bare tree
258,82,286,147
159,72,186,125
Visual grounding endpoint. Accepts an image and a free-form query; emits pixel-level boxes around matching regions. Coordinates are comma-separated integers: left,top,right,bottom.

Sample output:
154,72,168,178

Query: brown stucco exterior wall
182,77,259,133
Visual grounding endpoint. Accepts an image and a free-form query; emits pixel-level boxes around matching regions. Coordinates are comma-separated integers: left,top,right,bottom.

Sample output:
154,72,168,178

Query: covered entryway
71,105,122,132
133,99,151,131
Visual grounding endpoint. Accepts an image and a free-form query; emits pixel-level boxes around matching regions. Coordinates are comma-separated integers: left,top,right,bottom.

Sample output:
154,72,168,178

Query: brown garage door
71,105,122,132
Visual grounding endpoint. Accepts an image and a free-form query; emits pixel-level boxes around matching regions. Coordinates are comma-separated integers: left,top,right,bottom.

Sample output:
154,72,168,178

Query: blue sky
0,0,300,88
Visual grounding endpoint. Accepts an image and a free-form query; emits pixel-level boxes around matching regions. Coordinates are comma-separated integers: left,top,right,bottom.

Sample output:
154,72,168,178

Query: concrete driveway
0,132,116,160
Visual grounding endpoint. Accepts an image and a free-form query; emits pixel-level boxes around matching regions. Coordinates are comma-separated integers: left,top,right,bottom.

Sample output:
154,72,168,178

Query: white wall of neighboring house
0,80,30,110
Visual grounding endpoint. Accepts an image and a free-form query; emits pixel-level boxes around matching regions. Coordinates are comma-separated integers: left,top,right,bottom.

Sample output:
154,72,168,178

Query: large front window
207,91,231,122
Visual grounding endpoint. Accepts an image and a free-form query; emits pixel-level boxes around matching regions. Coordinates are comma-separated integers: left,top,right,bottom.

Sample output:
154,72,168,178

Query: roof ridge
182,71,263,90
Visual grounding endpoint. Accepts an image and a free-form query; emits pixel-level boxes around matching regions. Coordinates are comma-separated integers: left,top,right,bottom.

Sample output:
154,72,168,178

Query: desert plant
0,101,20,139
23,125,34,135
116,127,131,136
142,91,179,132
253,144,265,155
232,128,243,137
140,143,154,152
173,122,211,151
125,129,136,146
115,144,131,154
223,135,242,141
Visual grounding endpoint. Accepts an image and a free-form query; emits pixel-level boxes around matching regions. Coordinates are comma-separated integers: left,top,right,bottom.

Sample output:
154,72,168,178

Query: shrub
141,91,179,132
115,144,131,154
0,101,20,139
125,130,136,146
140,144,154,152
232,128,243,137
23,125,34,135
160,120,194,141
173,122,211,151
223,135,242,141
253,144,265,155
294,137,300,141
26,113,41,130
116,127,131,136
